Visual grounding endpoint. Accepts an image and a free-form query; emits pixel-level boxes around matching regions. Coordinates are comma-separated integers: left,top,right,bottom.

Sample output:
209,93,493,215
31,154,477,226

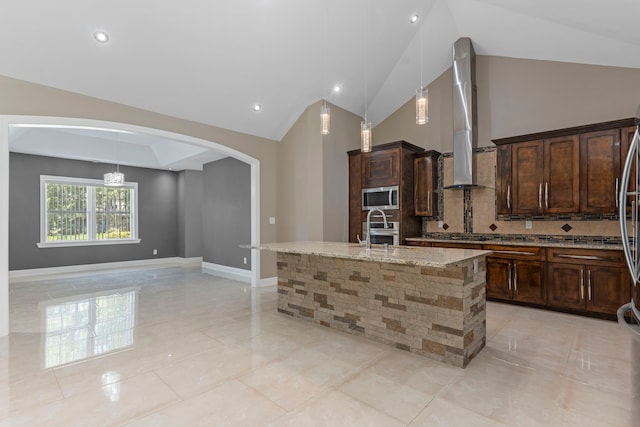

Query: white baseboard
176,256,203,265
9,257,190,282
202,262,252,283
258,277,277,287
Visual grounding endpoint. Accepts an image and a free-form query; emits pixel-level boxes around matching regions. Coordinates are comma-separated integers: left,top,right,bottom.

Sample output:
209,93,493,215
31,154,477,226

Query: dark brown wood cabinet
621,125,638,213
511,140,544,215
498,136,579,215
485,245,545,304
496,145,512,215
494,118,639,217
544,135,580,213
547,248,629,316
362,148,401,188
348,141,424,244
413,150,440,217
579,129,621,214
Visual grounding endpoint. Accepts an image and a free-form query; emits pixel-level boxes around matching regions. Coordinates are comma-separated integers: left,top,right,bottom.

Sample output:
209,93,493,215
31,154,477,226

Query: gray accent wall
203,157,251,270
9,153,179,270
177,170,203,258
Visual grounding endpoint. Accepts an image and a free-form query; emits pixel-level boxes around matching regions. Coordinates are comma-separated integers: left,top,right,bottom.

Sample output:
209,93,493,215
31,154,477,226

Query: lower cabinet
407,241,629,318
547,248,629,315
485,246,545,305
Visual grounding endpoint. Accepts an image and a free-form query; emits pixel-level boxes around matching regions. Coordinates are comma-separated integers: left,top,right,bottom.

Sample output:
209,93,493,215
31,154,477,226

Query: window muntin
39,176,139,247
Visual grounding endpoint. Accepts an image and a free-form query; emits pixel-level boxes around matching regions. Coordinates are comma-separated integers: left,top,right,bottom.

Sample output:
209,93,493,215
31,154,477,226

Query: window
38,175,139,247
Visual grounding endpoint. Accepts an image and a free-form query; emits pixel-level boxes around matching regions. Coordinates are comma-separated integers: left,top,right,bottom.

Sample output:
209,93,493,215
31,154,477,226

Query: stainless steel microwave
362,186,399,210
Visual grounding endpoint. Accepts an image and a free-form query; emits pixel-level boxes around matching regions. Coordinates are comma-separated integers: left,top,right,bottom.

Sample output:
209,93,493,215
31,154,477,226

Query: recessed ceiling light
93,31,110,43
332,84,342,94
410,14,419,24
252,103,262,112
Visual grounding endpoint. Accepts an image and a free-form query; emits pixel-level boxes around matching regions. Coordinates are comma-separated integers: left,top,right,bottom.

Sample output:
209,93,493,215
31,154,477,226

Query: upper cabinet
579,129,621,214
413,150,440,217
494,118,639,218
362,148,401,188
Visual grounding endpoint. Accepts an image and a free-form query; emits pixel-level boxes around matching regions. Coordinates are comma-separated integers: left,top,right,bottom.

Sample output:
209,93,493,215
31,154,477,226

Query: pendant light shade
416,87,428,125
361,121,372,153
320,103,330,135
104,170,125,187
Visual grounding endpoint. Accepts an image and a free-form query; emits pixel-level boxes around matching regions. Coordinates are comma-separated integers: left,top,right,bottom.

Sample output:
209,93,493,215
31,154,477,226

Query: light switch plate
269,217,276,225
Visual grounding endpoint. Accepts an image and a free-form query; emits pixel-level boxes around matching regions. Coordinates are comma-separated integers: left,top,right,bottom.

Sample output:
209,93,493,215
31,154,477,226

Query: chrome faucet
366,208,388,249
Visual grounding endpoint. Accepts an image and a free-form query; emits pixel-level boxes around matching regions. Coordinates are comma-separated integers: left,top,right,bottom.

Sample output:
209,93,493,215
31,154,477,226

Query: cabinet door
414,155,435,216
587,266,628,315
362,148,400,188
621,126,638,213
511,140,544,215
580,129,621,214
544,135,580,213
547,262,586,310
486,257,512,300
496,145,512,215
513,260,545,304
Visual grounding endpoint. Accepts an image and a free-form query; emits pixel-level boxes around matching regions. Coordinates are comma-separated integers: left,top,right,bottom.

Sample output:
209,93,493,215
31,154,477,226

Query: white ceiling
3,0,640,170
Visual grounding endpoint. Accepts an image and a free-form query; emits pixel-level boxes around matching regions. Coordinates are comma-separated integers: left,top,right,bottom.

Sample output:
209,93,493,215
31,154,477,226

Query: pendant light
104,133,125,187
361,1,372,152
320,0,330,135
415,2,428,125
321,102,330,135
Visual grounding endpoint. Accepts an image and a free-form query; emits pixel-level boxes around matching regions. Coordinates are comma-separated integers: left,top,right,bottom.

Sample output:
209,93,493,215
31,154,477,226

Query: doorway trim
0,115,262,337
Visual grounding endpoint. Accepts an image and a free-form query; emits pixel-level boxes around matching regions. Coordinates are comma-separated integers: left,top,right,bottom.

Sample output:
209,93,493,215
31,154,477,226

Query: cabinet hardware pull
545,182,549,209
538,184,542,210
507,185,511,209
588,270,592,301
513,264,518,292
492,250,537,256
580,269,584,300
615,178,619,208
427,191,430,209
508,264,512,291
556,254,612,261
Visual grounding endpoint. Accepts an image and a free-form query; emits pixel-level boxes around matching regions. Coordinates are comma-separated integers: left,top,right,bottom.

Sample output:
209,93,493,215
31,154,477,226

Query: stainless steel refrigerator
618,126,640,425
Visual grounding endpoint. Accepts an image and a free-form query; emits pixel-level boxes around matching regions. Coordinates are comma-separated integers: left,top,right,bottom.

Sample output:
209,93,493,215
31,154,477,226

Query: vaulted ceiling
3,0,640,169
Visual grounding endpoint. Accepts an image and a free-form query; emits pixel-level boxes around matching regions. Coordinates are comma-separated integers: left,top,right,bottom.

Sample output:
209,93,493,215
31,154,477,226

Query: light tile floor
0,266,635,426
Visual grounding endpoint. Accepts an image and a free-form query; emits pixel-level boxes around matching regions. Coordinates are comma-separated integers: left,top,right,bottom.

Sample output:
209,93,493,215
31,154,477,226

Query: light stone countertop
405,237,623,251
254,241,491,268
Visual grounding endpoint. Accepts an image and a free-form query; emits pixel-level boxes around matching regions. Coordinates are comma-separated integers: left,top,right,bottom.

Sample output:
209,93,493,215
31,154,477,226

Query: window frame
38,175,140,248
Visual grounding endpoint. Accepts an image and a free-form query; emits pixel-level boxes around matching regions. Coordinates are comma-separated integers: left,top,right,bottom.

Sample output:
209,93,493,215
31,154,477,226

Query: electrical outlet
243,257,247,265
473,259,478,274
153,249,158,255
438,220,444,229
525,220,532,230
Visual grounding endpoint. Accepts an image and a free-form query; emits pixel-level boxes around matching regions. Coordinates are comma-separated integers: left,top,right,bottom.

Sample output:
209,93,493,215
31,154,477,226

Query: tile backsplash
424,148,622,238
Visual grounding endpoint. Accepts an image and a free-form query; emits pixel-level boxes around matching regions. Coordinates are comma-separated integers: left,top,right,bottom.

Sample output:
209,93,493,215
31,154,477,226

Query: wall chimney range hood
444,37,480,190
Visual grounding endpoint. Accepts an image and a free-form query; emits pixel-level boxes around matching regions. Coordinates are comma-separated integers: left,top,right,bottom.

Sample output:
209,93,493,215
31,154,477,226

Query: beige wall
0,75,279,278
375,55,640,238
277,100,361,242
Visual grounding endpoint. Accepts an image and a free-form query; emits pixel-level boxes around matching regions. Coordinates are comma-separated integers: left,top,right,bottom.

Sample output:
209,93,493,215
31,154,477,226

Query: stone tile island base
276,252,486,368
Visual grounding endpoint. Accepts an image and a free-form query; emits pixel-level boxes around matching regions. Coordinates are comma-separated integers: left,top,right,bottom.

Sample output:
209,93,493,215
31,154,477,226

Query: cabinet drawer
430,242,483,250
546,247,624,266
483,245,545,261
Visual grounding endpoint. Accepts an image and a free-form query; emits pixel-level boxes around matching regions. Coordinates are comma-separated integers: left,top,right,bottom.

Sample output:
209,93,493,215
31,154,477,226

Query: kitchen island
257,241,490,368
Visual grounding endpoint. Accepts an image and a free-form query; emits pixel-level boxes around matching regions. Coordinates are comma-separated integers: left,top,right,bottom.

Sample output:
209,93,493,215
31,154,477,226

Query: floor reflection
39,287,138,368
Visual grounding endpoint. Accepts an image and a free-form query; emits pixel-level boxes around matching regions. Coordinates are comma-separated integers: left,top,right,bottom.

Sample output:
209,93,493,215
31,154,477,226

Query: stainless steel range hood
444,37,479,190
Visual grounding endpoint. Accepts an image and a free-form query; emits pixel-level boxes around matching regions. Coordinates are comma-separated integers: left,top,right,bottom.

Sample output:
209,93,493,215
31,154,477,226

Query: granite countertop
254,241,491,268
405,237,623,251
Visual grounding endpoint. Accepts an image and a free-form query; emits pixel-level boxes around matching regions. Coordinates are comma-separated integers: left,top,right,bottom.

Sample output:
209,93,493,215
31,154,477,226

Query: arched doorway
0,115,262,336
